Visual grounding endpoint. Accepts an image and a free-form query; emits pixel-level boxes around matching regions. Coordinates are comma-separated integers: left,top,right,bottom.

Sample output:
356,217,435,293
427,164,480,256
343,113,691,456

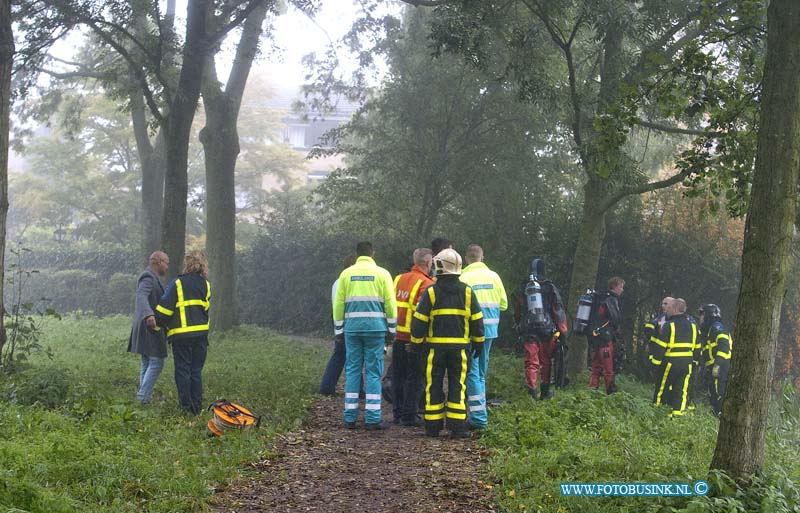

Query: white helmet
434,248,462,276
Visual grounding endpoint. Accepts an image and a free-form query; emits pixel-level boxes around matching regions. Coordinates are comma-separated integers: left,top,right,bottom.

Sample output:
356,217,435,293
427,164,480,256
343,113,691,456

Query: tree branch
400,0,451,6
207,0,265,49
599,167,692,212
40,68,115,81
632,117,720,136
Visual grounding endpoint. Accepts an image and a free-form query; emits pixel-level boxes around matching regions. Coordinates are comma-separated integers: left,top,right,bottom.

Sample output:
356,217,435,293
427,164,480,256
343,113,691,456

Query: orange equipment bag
207,399,261,437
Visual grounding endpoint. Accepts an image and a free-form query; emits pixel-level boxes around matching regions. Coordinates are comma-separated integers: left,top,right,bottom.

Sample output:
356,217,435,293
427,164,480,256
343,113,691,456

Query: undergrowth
0,315,328,513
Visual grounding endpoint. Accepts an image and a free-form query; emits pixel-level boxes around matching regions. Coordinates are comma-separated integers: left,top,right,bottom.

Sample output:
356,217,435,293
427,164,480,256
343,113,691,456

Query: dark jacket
652,314,699,366
128,267,168,357
410,275,485,350
513,279,568,340
155,272,211,342
703,319,732,367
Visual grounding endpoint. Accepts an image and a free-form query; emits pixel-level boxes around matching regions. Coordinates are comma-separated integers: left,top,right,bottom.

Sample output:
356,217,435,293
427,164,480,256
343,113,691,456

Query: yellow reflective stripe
427,337,470,344
413,311,430,322
425,413,445,420
470,311,484,321
679,364,693,412
445,412,467,420
427,402,444,411
459,348,467,407
651,336,667,348
717,351,731,359
665,351,693,357
205,280,211,309
393,275,401,289
655,362,672,405
167,324,210,337
644,322,655,330
410,336,424,343
156,304,173,316
431,308,468,316
447,401,465,410
464,288,471,344
472,335,486,342
425,348,435,412
176,299,209,308
668,342,694,349
649,355,662,365
176,279,187,328
428,287,436,306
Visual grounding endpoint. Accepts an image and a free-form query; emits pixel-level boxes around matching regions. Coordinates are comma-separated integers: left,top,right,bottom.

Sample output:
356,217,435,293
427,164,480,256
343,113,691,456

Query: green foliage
0,316,328,513
482,351,800,513
3,365,72,408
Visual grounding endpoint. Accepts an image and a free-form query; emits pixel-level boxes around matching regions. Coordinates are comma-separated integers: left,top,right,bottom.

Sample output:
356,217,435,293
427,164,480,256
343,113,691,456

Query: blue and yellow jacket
333,256,397,335
703,320,732,367
155,272,211,341
459,262,508,339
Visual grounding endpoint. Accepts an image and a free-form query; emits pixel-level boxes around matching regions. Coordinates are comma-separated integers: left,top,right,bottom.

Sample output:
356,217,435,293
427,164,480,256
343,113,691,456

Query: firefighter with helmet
410,248,485,438
698,304,732,417
513,258,568,400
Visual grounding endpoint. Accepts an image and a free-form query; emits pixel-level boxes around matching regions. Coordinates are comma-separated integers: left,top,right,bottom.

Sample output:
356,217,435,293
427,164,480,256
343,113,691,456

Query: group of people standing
323,238,629,438
127,250,212,414
646,297,732,417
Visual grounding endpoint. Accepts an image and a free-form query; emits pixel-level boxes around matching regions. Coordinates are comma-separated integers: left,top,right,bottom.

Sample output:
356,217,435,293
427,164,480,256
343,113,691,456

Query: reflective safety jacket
650,314,698,366
459,262,508,339
393,265,434,342
155,272,211,341
410,275,485,349
645,312,667,363
703,320,732,367
333,256,397,335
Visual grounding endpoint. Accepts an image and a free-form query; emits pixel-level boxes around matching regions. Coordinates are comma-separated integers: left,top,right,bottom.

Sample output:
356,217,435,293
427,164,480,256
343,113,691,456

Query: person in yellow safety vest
650,298,700,416
154,250,211,415
698,304,732,417
459,244,507,430
645,296,673,369
333,241,397,431
410,248,485,439
391,248,435,426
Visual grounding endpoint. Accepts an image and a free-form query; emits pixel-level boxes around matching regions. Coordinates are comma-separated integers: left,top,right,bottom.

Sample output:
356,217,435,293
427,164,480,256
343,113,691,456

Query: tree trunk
131,93,165,263
0,0,12,355
565,176,608,375
199,2,266,330
161,0,209,279
711,0,800,481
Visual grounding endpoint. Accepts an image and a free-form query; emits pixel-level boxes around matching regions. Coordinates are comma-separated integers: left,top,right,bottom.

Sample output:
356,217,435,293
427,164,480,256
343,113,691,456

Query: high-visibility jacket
651,314,698,366
410,275,485,349
645,312,667,364
333,256,397,335
155,272,211,340
459,262,508,339
703,320,732,367
393,265,434,341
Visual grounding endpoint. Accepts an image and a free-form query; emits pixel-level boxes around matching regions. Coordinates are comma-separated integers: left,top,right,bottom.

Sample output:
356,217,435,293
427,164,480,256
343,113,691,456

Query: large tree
401,0,758,374
0,0,12,356
711,0,800,481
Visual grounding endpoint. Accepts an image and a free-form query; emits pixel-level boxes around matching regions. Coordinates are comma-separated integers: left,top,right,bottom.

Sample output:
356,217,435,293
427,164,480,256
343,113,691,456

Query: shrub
4,365,72,408
103,273,136,315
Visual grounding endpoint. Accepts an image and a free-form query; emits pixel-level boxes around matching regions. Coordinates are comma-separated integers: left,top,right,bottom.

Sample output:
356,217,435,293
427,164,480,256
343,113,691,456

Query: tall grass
0,315,328,513
483,350,800,513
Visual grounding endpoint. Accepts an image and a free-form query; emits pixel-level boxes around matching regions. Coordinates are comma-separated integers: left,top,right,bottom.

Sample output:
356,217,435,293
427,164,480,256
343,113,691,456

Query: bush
3,365,72,408
103,273,136,315
13,270,137,316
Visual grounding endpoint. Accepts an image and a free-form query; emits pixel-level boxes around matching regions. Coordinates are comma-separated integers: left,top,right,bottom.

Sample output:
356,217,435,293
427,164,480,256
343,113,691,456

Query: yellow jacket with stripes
410,275,485,349
155,273,211,340
333,256,398,335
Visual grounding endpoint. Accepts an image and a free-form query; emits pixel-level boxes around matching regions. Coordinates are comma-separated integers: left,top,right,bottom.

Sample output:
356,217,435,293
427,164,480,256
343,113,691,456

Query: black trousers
708,360,730,416
653,358,692,415
391,339,425,421
423,346,469,433
171,335,208,414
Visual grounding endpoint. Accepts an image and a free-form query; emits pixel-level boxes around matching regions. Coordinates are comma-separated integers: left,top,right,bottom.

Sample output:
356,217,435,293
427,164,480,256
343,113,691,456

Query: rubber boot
540,384,554,400
528,388,538,400
425,419,443,438
606,381,618,395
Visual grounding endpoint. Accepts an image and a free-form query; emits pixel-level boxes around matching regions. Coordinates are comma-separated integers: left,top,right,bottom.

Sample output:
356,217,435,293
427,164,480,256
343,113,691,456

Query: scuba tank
574,289,594,335
525,276,545,325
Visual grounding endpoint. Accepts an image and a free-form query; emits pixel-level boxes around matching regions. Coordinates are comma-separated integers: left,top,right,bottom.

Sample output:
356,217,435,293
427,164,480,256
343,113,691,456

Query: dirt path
211,393,497,513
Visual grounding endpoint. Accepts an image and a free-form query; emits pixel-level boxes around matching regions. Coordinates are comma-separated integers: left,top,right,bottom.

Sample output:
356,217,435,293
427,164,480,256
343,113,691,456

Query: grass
0,315,329,513
482,350,800,513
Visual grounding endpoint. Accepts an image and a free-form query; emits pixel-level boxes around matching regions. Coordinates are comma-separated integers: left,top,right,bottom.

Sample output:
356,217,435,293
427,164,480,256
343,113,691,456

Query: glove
469,344,482,359
712,364,719,378
334,334,344,345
